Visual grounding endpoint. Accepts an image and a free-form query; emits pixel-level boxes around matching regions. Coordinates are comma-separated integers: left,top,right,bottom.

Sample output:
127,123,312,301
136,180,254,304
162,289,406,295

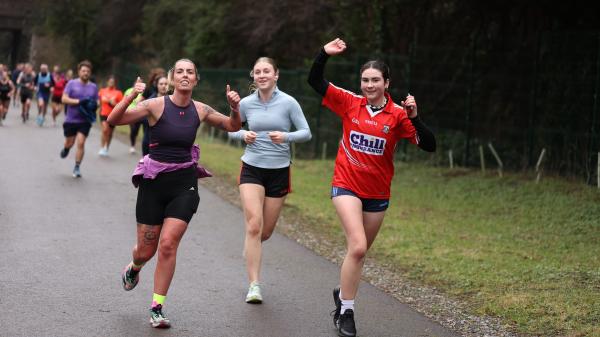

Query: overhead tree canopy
36,0,600,178
38,0,600,71
42,0,147,71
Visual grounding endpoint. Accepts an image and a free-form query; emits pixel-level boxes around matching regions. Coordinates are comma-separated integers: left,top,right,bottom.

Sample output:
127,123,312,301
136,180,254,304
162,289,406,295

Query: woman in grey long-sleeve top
228,57,311,304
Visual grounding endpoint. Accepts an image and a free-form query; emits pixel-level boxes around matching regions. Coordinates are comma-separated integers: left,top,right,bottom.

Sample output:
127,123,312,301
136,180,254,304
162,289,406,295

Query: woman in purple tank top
108,58,241,328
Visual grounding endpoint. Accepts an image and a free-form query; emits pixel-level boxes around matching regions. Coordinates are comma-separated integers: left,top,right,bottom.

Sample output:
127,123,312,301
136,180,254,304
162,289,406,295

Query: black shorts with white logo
136,167,200,225
239,161,291,198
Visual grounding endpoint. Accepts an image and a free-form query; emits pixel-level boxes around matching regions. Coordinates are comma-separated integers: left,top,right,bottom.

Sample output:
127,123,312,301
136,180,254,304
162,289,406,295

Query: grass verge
196,136,600,337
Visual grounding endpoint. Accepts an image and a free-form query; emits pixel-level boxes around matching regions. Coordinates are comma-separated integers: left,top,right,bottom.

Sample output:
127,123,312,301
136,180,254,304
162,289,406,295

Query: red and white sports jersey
322,83,417,199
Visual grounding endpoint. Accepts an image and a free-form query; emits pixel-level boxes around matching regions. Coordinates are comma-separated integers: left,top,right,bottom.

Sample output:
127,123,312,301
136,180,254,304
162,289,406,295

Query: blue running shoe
72,166,81,178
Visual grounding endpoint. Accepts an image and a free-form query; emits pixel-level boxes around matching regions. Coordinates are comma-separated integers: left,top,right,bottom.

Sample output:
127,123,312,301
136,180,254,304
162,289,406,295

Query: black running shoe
338,309,356,337
332,286,341,326
60,148,70,159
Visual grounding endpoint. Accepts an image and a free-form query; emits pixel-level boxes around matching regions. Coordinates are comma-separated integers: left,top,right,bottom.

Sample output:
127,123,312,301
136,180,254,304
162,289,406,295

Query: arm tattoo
202,104,226,129
204,104,216,115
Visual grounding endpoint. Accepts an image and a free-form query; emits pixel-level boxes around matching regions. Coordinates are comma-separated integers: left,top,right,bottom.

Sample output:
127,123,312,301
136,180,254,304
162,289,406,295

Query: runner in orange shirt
98,75,123,156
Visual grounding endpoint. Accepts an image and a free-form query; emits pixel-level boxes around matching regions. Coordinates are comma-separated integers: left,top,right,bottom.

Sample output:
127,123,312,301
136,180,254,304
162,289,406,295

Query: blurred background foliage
4,0,599,181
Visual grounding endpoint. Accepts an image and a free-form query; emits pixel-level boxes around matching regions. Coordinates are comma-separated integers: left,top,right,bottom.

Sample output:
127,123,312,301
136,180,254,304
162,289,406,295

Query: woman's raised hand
226,84,240,112
324,38,347,56
402,94,418,118
133,77,145,95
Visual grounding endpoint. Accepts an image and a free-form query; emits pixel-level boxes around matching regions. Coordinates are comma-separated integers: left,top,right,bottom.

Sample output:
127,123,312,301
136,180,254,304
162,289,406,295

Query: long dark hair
360,60,390,82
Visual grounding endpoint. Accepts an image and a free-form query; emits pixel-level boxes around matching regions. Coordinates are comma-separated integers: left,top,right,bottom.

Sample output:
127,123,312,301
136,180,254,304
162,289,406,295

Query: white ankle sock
340,298,354,314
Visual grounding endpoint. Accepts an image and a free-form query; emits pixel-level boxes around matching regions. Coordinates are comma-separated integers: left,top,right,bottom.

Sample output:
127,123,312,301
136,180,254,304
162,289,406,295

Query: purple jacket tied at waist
132,144,212,187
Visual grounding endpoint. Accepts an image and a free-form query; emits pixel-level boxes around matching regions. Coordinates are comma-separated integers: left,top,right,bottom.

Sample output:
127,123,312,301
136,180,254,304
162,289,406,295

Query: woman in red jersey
308,38,436,337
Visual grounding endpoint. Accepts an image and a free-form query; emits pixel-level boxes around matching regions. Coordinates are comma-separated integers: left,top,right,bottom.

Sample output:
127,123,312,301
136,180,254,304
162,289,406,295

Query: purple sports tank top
149,95,201,163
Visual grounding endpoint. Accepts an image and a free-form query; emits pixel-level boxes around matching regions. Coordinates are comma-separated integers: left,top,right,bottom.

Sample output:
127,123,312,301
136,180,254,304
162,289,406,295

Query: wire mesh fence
108,31,600,185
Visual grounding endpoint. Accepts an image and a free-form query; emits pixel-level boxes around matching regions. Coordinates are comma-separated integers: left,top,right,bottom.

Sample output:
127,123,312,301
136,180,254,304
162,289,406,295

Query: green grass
196,136,600,337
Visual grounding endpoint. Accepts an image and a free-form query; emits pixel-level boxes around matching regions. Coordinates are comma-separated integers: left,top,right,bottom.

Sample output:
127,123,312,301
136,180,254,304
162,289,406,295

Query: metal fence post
535,148,546,183
479,145,486,173
488,142,504,177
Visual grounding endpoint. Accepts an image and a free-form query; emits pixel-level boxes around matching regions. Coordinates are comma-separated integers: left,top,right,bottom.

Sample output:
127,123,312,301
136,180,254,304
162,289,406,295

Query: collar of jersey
360,91,393,113
254,86,280,102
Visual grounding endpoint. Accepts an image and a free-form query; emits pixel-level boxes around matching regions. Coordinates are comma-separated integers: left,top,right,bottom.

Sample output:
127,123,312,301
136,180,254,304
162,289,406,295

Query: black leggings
129,119,150,155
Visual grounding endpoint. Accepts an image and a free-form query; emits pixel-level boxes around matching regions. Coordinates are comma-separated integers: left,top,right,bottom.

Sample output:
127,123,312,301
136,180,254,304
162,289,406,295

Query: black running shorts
63,122,92,137
136,167,200,225
20,90,32,103
238,161,291,198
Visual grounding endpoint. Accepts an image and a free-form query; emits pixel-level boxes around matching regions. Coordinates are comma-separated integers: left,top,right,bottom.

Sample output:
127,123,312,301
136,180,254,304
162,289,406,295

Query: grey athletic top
228,87,311,169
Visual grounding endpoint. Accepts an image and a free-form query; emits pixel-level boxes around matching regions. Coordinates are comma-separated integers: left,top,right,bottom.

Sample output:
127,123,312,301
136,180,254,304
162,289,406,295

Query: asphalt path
0,103,460,337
